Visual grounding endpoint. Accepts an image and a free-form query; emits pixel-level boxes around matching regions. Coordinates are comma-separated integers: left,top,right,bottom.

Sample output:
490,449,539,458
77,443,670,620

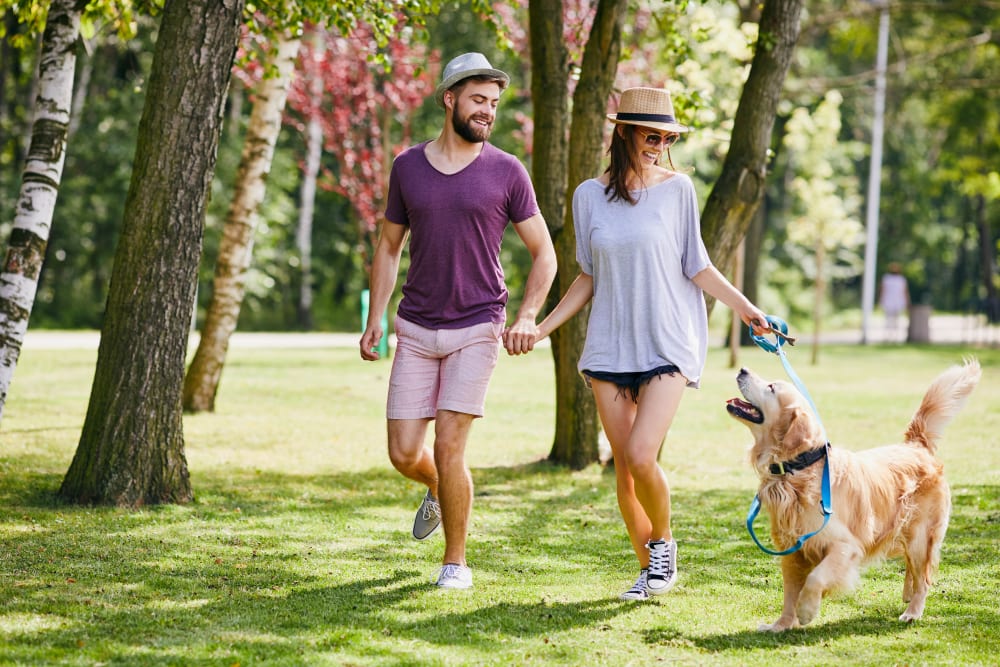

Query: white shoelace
440,563,463,578
621,570,649,600
647,541,674,579
423,496,441,520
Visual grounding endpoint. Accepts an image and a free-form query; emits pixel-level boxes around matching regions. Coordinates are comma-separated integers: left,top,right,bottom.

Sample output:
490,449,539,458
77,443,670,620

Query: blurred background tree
1,0,996,336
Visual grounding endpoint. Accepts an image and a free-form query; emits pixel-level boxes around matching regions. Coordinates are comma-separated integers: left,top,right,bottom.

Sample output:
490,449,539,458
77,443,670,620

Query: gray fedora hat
434,52,510,108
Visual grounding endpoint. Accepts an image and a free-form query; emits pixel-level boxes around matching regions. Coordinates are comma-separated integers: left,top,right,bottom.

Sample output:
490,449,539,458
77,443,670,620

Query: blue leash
746,316,833,556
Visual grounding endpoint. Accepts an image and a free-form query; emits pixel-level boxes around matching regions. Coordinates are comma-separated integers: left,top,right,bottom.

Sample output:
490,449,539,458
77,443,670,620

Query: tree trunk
728,240,744,368
296,28,325,330
528,1,575,459
529,0,570,237
60,0,245,506
67,33,92,139
0,0,80,424
547,0,628,469
296,111,321,329
739,202,766,346
182,32,300,413
701,0,804,314
811,238,825,364
973,194,998,323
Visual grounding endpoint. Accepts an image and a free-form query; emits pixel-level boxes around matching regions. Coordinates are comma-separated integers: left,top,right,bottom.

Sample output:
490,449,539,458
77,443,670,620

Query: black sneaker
645,539,677,595
620,569,650,600
412,490,441,540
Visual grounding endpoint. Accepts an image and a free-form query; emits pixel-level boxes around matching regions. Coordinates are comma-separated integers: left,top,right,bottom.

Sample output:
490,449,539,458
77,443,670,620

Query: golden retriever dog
726,359,981,632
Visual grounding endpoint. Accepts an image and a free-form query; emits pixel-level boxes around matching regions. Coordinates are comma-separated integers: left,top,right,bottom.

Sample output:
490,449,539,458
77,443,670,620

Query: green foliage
782,90,864,281
3,0,997,331
2,341,998,663
0,0,159,46
246,0,505,65
803,1,1000,315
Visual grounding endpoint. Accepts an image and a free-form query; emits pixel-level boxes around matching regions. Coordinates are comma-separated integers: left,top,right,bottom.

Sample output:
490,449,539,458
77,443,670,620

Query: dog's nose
738,368,749,377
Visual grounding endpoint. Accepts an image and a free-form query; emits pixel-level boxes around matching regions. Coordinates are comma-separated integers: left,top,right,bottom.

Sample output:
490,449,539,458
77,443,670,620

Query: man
359,53,557,590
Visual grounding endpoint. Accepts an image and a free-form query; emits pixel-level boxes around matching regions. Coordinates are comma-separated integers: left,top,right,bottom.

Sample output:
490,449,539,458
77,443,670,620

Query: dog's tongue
726,398,764,423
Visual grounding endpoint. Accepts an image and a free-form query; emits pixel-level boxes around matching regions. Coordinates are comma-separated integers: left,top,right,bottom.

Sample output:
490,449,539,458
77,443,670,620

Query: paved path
789,314,999,347
18,314,999,350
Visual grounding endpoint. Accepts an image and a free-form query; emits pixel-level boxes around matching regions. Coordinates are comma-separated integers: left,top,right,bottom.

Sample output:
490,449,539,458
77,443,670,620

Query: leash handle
749,315,791,353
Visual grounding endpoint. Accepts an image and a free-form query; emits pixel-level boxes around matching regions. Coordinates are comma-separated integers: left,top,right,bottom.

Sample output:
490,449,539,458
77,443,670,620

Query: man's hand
502,318,539,356
360,325,383,361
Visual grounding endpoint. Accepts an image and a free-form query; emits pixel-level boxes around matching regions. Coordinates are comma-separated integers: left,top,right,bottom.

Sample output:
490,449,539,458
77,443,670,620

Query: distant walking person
878,262,910,342
532,86,769,600
359,53,557,590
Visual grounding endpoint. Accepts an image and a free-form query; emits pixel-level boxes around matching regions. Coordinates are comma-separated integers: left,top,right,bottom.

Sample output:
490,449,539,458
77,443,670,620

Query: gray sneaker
435,563,472,589
412,490,441,540
645,539,677,595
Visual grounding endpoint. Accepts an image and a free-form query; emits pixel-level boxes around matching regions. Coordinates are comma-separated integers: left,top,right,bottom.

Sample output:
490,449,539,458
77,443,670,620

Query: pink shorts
386,317,503,420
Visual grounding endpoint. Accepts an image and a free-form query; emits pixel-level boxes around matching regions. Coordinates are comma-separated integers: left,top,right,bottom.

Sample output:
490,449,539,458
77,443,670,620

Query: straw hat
607,87,688,133
434,52,510,108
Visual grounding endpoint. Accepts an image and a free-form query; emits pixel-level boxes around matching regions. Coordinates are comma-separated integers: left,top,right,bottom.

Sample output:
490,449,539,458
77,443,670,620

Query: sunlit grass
1,337,997,665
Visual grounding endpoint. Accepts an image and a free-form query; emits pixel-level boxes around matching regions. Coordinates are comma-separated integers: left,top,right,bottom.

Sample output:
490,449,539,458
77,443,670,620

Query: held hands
502,317,541,356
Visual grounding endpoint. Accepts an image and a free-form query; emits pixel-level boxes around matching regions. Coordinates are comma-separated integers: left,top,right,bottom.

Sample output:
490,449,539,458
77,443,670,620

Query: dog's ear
774,407,816,451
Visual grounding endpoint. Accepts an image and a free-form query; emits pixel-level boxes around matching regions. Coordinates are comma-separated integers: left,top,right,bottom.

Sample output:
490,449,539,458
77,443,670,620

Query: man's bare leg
434,409,476,566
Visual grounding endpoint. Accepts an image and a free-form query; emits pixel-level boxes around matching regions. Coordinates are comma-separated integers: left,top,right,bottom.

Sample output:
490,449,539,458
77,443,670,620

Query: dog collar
769,443,830,475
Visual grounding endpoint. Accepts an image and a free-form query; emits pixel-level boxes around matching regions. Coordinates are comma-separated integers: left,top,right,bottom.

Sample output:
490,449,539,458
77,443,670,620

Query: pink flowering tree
285,19,436,275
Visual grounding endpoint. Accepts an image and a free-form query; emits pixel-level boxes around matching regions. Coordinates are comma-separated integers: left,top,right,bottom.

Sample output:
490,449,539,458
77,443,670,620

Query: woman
535,87,770,600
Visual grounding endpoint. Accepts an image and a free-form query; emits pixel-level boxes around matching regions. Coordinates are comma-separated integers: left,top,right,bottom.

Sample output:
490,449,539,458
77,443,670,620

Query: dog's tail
904,358,981,453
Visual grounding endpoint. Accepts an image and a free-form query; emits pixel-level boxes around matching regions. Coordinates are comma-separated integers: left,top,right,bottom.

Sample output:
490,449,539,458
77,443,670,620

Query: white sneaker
435,563,472,589
412,490,441,541
620,569,650,600
645,539,677,595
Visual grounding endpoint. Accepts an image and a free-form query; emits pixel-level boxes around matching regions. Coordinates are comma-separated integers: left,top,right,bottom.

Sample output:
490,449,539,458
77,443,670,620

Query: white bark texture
296,29,326,328
0,0,80,420
297,113,321,324
182,33,301,412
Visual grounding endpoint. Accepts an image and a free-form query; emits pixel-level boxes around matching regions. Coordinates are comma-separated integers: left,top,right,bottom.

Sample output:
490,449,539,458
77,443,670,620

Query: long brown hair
603,125,677,205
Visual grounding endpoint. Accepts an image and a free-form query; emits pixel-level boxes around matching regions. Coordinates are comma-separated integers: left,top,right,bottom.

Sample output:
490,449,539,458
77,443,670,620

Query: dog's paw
796,592,821,626
758,618,797,632
900,595,927,622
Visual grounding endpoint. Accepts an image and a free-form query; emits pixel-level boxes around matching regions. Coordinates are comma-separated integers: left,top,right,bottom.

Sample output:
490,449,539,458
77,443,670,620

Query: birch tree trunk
59,0,245,507
547,0,627,469
296,112,320,329
182,33,301,413
296,29,325,330
67,34,93,139
0,0,80,423
700,0,805,314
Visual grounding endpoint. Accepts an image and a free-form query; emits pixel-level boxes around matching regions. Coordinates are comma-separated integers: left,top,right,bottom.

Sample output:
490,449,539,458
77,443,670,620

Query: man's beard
452,111,492,143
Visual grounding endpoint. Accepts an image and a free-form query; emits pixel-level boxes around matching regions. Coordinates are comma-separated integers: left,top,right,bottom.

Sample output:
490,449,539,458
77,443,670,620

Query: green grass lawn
1,338,997,666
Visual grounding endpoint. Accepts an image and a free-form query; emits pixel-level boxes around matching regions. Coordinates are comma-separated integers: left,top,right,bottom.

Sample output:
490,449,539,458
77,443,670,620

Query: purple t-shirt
384,141,540,329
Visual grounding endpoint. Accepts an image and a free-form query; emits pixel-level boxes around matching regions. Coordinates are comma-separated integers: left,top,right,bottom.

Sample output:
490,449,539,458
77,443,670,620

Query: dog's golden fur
726,359,981,632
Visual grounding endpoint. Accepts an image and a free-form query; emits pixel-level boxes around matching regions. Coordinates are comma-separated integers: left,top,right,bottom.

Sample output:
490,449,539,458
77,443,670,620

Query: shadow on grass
0,463,996,663
655,614,908,651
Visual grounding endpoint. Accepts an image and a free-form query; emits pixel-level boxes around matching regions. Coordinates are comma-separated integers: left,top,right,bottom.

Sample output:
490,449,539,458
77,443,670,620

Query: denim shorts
581,364,681,403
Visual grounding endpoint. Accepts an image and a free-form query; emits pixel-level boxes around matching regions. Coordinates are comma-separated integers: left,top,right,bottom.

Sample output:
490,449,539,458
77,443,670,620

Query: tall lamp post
861,0,890,344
